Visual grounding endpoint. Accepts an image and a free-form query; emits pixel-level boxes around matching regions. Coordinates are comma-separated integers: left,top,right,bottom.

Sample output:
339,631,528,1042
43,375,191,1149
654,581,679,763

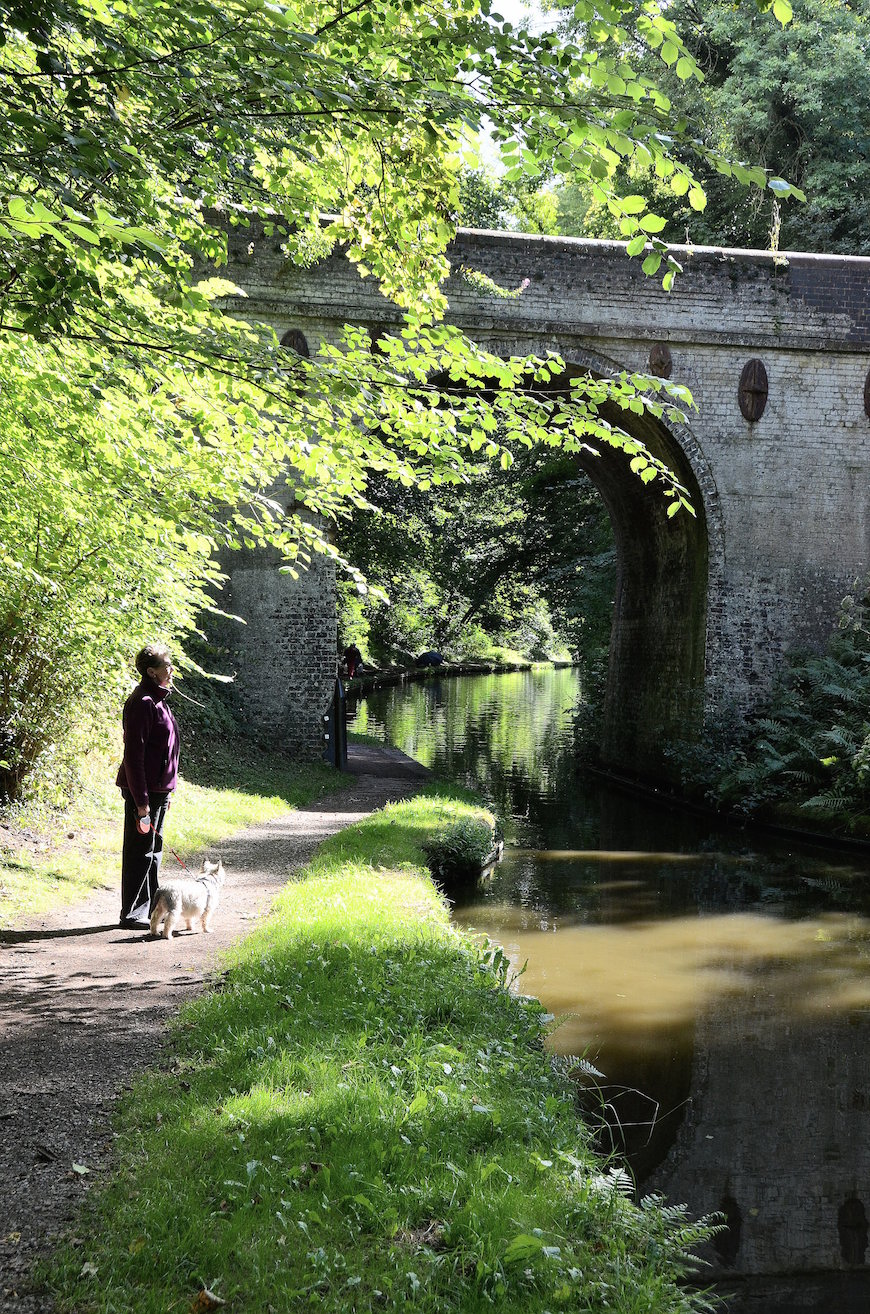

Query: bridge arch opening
574,389,710,775
433,349,715,778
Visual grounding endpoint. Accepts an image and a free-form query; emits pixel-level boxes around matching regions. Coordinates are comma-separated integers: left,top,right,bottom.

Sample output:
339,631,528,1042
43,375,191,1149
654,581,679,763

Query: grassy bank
46,788,714,1314
0,741,342,927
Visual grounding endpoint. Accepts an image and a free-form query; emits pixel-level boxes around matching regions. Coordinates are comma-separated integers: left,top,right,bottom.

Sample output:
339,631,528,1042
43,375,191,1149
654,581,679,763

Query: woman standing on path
116,643,179,930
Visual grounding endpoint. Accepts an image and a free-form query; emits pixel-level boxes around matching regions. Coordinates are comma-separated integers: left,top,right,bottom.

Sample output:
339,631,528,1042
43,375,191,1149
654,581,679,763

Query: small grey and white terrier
150,859,225,939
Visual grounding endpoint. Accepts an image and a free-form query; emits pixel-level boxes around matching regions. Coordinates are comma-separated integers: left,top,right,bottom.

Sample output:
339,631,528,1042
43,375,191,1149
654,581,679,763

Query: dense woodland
558,0,870,253
456,0,870,253
336,453,615,670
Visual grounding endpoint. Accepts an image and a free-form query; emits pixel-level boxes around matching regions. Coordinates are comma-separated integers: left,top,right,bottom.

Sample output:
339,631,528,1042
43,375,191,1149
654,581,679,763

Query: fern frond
803,795,851,812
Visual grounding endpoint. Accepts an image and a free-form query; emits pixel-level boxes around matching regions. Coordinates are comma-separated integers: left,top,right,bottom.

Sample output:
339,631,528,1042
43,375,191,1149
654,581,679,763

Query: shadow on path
0,924,119,945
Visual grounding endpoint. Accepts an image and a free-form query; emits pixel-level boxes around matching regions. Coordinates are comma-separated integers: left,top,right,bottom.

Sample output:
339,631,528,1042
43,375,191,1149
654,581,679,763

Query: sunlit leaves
0,0,794,326
755,0,793,24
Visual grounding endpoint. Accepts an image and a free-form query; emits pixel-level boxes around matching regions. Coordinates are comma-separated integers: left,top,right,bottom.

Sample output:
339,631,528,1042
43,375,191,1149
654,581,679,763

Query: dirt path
0,747,429,1312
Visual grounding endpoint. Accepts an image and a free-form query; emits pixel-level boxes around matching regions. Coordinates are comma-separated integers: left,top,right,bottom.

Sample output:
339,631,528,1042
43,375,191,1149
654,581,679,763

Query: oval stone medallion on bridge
280,327,310,356
738,357,769,422
648,342,672,379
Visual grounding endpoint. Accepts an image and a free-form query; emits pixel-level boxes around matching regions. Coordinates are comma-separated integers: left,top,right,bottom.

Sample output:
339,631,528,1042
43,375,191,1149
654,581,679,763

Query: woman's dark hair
135,643,172,678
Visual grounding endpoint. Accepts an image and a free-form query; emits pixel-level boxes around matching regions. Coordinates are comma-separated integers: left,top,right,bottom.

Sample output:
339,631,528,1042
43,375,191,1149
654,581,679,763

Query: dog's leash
166,842,191,872
141,815,192,872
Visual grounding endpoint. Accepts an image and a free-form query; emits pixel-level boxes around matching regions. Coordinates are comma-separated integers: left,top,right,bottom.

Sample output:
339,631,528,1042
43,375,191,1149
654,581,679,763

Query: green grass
45,789,716,1314
0,743,343,927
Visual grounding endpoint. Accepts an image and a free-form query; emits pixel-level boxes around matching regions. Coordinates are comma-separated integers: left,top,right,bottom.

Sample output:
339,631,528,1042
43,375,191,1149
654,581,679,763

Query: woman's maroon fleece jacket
115,675,179,810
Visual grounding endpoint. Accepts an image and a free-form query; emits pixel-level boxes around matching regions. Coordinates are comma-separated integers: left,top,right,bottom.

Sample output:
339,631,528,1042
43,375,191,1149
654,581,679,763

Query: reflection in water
525,848,714,862
348,671,870,1312
461,904,870,1047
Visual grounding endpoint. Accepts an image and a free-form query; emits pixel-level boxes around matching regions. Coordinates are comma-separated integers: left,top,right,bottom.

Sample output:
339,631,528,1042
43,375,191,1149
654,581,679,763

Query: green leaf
124,226,170,252
7,195,30,220
768,177,804,200
639,213,667,233
30,201,62,223
504,1234,545,1265
65,223,101,244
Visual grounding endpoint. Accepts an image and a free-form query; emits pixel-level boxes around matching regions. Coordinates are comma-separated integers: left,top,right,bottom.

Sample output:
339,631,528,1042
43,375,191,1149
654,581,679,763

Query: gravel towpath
0,746,429,1312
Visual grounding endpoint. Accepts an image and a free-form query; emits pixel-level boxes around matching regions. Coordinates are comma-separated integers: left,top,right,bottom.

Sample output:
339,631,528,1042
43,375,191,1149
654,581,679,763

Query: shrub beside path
0,747,429,1314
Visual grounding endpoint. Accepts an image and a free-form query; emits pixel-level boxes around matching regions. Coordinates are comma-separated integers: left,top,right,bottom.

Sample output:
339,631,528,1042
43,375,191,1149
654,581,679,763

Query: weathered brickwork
213,480,338,759
221,555,337,759
219,225,870,772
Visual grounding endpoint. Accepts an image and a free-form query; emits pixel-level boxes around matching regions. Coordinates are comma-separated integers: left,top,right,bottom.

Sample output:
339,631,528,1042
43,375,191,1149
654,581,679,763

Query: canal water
347,667,870,1313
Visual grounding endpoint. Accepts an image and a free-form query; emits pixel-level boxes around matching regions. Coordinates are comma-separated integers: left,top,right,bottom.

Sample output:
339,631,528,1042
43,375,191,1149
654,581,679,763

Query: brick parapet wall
224,225,870,352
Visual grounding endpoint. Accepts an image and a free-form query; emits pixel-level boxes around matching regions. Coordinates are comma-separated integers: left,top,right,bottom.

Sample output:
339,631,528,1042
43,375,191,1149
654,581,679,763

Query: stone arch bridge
216,226,870,778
